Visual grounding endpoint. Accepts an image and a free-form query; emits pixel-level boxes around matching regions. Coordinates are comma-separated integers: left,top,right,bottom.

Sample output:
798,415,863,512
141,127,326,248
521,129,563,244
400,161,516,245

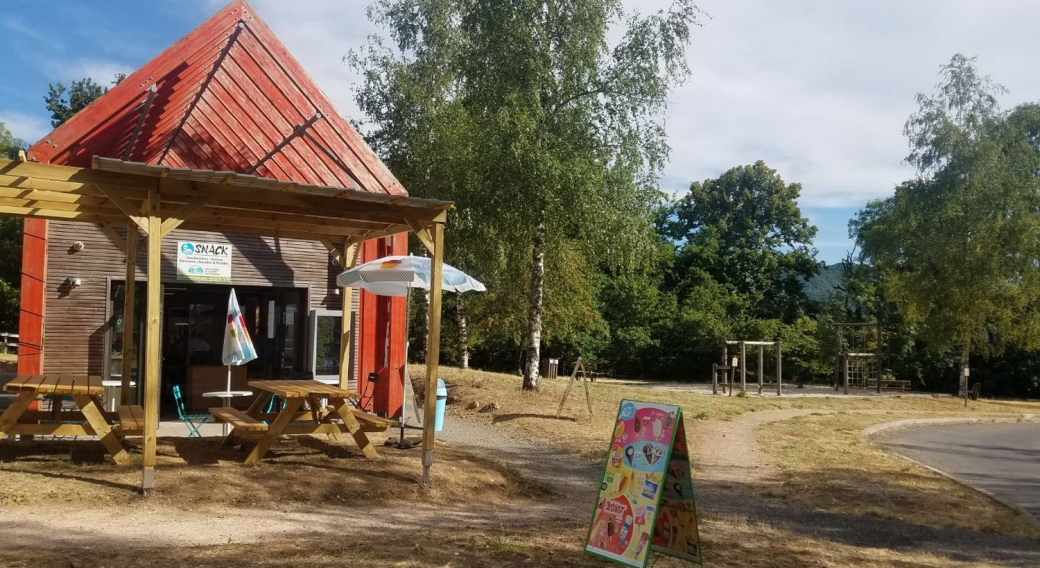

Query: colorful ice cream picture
587,400,693,567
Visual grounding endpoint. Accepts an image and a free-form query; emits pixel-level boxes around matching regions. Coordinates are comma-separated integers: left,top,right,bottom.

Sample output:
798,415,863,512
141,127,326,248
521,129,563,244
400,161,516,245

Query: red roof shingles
27,0,404,196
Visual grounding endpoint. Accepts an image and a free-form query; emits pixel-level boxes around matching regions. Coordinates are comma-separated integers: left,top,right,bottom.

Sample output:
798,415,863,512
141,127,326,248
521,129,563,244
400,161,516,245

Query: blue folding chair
172,385,210,437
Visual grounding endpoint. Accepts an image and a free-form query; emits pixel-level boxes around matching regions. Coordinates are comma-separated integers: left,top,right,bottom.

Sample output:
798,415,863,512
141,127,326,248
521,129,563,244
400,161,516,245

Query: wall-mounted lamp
65,277,82,288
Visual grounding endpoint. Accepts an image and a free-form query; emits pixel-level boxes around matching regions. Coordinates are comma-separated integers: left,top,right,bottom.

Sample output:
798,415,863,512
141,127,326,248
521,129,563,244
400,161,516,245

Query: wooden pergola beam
421,222,445,487
320,238,345,268
121,223,138,404
407,219,435,252
97,185,149,233
339,239,361,390
142,189,161,493
95,221,127,254
160,194,212,237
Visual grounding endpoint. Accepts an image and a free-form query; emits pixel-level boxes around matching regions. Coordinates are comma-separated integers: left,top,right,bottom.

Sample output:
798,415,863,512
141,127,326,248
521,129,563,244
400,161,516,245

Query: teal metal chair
171,385,210,437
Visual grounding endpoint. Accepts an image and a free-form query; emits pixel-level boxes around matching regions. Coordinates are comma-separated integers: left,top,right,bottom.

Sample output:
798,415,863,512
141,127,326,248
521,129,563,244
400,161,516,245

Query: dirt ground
1,365,1039,567
0,432,546,510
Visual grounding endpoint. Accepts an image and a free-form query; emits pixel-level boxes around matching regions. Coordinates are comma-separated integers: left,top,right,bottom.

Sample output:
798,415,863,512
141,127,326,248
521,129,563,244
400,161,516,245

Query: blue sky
3,1,1040,264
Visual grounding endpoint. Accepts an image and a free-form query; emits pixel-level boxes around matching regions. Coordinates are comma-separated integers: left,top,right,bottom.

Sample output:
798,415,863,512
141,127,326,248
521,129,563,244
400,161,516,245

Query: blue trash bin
434,378,447,432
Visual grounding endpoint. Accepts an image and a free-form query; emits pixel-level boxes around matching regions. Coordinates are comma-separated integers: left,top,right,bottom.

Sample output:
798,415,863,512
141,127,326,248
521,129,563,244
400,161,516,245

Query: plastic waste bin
435,378,447,432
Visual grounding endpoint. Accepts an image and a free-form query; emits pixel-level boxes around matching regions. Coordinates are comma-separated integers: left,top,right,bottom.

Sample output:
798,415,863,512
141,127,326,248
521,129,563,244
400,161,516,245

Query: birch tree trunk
523,212,546,391
456,294,469,369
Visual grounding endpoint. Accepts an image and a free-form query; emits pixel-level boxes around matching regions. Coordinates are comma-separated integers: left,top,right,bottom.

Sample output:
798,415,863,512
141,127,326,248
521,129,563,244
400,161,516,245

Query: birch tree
853,55,1040,394
354,0,699,389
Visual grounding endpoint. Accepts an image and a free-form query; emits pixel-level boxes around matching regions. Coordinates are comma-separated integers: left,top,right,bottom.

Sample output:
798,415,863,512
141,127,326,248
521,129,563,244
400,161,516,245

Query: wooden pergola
0,155,452,491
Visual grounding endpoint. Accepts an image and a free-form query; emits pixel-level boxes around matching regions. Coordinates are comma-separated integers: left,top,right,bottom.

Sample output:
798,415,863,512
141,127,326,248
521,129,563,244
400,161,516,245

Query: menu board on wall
584,400,702,567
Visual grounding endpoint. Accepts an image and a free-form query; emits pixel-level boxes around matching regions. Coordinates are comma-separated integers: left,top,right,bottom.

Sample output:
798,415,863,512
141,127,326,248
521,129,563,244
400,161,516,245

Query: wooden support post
876,322,882,394
740,341,746,394
721,344,728,395
834,328,841,390
339,240,359,390
712,363,718,395
843,355,850,395
141,189,161,493
422,222,444,487
121,223,137,404
776,341,783,396
757,344,764,394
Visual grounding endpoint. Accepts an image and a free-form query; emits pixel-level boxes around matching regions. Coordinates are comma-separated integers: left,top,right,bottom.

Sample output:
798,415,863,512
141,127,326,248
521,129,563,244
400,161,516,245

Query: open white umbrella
336,255,485,451
336,255,486,296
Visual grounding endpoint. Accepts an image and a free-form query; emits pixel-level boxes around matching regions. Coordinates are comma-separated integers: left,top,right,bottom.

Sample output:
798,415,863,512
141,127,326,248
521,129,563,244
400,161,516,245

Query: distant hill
804,263,844,303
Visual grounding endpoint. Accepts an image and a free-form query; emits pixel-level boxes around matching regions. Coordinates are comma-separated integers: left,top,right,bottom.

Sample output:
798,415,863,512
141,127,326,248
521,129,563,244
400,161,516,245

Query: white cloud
40,58,133,85
0,111,51,146
1,16,63,51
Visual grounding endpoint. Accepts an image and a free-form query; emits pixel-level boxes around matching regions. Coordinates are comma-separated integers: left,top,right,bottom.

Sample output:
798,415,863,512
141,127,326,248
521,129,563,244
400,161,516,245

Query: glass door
309,309,343,384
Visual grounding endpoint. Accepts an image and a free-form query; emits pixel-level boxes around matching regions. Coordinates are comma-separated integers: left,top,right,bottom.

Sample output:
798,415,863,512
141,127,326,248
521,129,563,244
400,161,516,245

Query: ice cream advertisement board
584,400,702,567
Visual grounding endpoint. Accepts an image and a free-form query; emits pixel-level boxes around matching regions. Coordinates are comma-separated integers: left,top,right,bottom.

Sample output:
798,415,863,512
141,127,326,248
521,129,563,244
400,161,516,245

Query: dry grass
418,366,1040,540
419,365,1040,461
0,516,1028,568
760,412,1040,539
0,433,549,511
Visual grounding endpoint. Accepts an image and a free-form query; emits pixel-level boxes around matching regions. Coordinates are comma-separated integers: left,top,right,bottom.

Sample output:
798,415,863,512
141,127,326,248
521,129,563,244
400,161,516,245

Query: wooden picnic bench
211,380,398,464
0,374,134,465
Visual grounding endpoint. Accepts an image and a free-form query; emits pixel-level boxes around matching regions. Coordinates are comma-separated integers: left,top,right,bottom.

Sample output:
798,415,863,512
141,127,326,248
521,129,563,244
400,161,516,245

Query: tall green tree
45,74,124,128
0,122,26,330
667,161,820,322
355,0,700,389
852,54,1040,392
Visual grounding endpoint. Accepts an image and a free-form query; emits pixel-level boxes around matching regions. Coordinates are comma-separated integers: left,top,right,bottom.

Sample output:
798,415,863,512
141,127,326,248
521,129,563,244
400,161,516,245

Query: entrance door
159,285,305,415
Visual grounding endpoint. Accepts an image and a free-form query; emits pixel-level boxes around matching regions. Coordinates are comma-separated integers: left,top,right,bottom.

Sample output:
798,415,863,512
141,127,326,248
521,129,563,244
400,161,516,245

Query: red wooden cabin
18,0,407,417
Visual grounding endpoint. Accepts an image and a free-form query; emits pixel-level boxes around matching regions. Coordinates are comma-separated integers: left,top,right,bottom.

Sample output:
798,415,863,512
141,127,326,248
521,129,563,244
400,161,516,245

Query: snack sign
585,400,702,567
176,241,232,283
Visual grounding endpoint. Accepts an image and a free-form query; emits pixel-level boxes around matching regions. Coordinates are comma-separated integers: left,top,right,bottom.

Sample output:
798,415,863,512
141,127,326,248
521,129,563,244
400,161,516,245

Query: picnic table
0,374,139,465
211,380,397,464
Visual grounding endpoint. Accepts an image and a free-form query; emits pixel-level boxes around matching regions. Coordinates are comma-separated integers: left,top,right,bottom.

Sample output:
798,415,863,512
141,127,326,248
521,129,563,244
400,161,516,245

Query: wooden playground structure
834,322,908,394
712,340,783,396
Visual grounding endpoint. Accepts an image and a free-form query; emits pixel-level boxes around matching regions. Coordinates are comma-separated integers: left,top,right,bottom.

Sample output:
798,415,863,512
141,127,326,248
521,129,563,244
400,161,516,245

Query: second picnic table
210,379,397,463
0,374,142,465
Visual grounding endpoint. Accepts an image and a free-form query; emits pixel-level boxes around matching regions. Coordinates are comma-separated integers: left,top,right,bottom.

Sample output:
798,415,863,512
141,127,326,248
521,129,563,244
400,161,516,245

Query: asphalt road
883,423,1040,521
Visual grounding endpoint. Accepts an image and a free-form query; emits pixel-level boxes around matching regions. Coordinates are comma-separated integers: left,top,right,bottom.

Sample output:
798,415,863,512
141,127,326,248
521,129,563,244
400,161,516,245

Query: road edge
863,414,1040,538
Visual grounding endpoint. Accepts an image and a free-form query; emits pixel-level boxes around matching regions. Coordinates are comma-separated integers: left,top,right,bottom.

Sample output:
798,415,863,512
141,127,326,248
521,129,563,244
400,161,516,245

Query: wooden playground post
776,341,782,396
843,354,850,395
757,344,764,394
739,341,747,393
711,363,718,395
876,322,882,394
722,344,729,395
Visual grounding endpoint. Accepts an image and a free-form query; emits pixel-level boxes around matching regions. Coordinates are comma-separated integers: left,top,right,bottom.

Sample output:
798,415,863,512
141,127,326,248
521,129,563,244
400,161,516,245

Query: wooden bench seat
350,409,398,432
117,405,145,435
210,407,268,433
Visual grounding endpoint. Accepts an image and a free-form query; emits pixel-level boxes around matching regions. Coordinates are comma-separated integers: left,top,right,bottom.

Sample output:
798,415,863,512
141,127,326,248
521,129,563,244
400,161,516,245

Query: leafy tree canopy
666,161,820,322
853,54,1040,363
45,73,124,128
355,0,701,389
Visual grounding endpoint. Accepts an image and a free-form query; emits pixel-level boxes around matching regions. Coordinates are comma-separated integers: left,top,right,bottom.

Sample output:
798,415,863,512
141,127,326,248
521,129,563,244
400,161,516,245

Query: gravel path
3,407,1039,565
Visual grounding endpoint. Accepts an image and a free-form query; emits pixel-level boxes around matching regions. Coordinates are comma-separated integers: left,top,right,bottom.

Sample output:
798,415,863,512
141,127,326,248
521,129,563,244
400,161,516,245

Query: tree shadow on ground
492,413,578,424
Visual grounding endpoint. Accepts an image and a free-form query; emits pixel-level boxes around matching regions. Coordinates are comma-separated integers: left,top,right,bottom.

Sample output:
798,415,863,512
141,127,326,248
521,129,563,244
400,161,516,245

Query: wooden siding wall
42,220,361,376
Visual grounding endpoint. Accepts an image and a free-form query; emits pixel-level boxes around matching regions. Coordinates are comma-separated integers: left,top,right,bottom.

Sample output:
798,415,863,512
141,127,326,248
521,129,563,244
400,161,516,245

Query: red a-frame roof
27,0,404,195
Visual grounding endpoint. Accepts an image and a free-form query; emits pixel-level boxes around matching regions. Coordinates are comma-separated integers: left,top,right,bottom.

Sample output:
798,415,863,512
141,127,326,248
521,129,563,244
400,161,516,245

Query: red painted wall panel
18,218,47,374
355,235,408,417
